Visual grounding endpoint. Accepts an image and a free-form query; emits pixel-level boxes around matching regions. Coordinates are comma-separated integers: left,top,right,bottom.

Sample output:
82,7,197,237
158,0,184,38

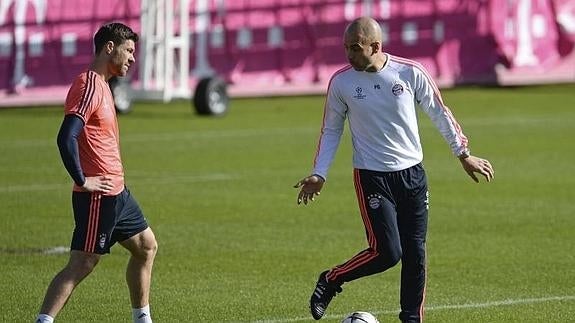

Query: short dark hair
93,22,139,54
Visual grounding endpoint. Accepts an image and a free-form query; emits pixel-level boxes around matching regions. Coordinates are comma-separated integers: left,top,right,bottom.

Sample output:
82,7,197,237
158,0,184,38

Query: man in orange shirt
36,23,157,323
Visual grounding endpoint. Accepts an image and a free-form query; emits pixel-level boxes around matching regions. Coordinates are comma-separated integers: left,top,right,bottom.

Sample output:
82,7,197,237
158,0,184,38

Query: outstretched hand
459,155,494,183
294,175,325,205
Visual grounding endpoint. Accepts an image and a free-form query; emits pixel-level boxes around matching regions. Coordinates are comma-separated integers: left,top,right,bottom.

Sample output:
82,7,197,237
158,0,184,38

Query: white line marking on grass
0,183,70,193
1,128,317,148
42,246,69,254
123,127,317,143
253,295,575,322
0,173,236,193
419,295,575,311
0,246,70,255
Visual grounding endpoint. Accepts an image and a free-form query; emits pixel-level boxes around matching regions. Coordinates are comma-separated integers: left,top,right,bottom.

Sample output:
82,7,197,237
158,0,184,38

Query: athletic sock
132,305,152,323
35,314,54,323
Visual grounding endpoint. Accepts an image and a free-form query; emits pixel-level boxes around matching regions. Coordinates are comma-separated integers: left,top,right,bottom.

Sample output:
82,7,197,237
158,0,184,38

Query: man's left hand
459,155,494,183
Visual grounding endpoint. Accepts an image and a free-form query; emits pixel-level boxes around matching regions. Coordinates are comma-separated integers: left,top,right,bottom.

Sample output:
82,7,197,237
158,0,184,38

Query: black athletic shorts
71,186,148,254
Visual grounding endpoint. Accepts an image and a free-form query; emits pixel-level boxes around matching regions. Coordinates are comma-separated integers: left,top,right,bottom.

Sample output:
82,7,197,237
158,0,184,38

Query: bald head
344,17,383,45
343,17,386,72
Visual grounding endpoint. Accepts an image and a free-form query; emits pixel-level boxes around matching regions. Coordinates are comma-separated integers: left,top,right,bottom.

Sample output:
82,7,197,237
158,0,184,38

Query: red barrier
0,0,573,106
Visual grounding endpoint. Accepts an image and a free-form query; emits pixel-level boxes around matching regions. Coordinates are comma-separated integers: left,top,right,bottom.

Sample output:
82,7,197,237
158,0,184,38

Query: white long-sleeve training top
312,54,469,180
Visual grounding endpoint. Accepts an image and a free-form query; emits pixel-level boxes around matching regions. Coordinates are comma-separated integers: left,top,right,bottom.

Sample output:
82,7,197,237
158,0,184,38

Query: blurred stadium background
0,0,574,109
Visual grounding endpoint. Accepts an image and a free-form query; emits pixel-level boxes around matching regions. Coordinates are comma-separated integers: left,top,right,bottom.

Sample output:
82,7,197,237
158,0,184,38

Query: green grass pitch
1,84,574,322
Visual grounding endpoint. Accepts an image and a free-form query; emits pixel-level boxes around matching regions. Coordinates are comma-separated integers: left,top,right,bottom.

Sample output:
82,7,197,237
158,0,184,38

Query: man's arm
311,93,347,180
295,77,347,204
412,66,469,157
413,66,494,182
57,115,86,186
56,115,114,193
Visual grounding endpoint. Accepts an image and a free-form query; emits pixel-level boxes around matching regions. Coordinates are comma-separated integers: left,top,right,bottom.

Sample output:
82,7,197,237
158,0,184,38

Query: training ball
341,311,380,323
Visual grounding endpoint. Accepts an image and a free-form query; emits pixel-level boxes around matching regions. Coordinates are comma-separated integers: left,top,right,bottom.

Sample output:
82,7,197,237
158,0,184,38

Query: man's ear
371,41,381,55
105,41,115,55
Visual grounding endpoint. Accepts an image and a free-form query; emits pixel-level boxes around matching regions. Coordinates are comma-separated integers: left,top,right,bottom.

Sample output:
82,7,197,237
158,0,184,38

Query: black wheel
193,77,229,116
109,76,133,114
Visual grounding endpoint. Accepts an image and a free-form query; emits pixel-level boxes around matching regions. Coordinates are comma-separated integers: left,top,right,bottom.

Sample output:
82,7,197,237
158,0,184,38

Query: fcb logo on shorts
99,233,107,249
392,83,404,96
367,194,383,209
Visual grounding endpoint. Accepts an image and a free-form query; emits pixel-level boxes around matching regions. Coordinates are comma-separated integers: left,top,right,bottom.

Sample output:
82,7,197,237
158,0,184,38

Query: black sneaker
309,270,342,320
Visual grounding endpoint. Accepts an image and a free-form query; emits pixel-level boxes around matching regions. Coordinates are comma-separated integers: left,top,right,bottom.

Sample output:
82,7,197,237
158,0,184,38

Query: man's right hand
294,175,325,205
81,175,113,193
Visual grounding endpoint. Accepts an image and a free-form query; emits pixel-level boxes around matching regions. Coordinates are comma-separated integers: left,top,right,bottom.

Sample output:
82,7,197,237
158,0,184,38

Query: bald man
294,17,494,322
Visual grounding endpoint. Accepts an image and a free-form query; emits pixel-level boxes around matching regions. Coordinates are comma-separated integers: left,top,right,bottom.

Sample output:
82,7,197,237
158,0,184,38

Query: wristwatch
313,174,326,182
457,149,470,160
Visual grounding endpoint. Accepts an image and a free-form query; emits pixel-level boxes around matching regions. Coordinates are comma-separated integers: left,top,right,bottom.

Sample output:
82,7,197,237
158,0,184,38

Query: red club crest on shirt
392,83,404,96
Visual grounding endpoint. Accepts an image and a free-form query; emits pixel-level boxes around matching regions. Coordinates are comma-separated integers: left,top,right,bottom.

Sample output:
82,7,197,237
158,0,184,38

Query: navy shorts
71,186,148,254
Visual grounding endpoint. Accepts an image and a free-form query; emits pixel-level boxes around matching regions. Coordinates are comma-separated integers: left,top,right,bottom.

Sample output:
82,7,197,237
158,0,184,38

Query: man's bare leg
120,228,158,322
38,251,100,319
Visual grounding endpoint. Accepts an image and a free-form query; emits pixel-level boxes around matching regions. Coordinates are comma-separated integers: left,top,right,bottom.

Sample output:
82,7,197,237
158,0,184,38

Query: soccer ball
341,311,380,323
